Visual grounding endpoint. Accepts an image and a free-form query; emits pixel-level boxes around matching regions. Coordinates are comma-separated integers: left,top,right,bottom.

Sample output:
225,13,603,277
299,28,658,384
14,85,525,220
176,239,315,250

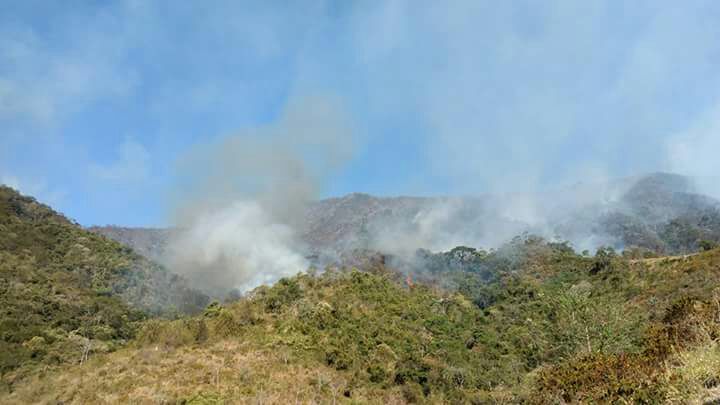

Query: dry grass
3,339,408,404
628,253,698,265
666,340,720,404
661,292,720,405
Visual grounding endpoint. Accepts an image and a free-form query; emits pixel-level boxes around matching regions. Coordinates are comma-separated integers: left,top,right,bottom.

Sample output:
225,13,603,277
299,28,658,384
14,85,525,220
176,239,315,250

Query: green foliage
121,239,650,401
172,237,666,401
213,310,242,338
535,352,666,403
589,245,617,274
263,277,302,312
660,218,705,253
529,252,720,403
6,183,720,403
533,291,720,404
136,319,198,348
0,186,207,383
203,301,223,318
699,239,718,251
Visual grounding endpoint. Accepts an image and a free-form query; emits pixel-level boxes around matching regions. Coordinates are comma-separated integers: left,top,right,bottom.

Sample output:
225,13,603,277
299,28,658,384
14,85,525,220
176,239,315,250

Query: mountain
0,186,207,386
301,173,720,255
5,181,720,403
92,173,720,262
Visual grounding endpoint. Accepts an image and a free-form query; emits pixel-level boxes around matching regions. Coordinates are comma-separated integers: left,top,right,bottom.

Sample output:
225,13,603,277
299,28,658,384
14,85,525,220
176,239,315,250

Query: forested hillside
6,0,720,403
5,222,720,403
0,186,207,390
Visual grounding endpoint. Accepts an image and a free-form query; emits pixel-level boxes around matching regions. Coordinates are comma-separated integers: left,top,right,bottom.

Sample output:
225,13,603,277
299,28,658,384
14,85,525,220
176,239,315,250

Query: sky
1,0,720,227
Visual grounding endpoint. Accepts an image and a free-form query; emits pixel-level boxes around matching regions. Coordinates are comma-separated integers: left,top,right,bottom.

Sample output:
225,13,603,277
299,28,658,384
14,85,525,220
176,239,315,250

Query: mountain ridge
91,172,720,263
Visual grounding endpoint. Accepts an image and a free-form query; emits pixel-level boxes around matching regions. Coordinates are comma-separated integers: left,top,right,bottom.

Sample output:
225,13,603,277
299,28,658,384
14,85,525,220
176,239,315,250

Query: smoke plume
165,95,353,295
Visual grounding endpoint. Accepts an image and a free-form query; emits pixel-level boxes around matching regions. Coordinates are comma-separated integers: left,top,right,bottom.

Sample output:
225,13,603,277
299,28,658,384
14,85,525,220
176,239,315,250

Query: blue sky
2,1,720,226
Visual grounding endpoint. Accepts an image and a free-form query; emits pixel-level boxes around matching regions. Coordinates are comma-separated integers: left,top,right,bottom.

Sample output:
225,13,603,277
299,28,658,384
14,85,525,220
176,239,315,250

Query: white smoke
369,197,536,257
365,174,649,259
165,94,354,295
368,198,469,257
166,201,307,293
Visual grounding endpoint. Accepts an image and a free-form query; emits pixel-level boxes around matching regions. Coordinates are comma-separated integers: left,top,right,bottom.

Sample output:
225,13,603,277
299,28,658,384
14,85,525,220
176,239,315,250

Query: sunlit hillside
4,186,720,403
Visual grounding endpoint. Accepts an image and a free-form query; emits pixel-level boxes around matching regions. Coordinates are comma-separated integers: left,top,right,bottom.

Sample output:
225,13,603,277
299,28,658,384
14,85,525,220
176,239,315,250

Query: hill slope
5,236,720,403
0,186,207,388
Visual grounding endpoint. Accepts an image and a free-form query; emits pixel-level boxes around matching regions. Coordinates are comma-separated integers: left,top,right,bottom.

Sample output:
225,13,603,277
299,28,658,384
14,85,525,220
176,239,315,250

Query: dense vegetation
4,184,720,403
4,233,720,403
0,186,207,390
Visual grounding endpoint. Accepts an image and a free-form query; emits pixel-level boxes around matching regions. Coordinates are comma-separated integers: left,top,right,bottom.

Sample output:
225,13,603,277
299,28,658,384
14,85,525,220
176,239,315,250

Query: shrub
535,352,666,403
699,240,718,252
135,319,196,348
263,278,302,312
213,311,242,338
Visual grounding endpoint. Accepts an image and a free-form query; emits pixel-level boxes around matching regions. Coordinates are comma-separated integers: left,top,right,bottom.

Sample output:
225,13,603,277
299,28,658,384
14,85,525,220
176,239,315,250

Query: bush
213,311,241,338
263,278,302,312
203,302,223,318
699,240,718,252
401,382,426,403
535,352,666,403
135,319,196,348
325,346,353,370
589,246,616,274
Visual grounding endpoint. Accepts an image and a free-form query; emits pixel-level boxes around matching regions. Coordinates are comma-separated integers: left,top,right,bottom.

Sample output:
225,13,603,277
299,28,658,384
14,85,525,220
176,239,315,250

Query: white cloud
0,10,137,128
90,138,151,183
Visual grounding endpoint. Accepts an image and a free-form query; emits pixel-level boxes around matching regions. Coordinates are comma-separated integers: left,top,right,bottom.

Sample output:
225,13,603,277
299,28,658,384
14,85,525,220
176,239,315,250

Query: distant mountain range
91,173,720,261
